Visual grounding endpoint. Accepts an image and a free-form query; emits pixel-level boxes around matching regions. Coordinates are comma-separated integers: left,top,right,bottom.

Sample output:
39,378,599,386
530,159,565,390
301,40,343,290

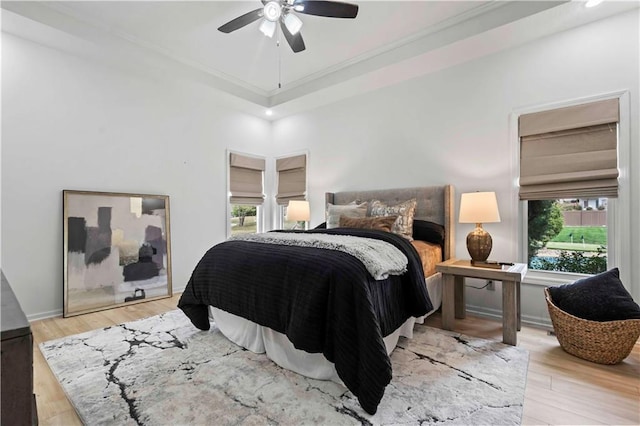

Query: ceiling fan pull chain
277,24,282,89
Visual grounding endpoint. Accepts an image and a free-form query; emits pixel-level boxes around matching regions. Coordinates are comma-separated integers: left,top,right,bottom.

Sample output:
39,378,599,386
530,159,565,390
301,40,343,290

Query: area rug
40,310,529,425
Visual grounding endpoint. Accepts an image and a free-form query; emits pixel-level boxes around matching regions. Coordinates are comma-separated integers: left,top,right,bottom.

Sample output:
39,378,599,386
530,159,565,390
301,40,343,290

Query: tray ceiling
2,1,636,118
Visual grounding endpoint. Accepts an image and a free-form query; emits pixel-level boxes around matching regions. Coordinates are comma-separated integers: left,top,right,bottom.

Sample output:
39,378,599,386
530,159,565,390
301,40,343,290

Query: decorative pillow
339,215,398,233
369,198,417,241
326,202,368,229
413,220,445,246
548,268,640,322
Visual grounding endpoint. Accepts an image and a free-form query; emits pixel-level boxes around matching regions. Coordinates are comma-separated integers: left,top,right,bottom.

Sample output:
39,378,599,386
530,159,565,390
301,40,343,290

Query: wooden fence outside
562,210,606,226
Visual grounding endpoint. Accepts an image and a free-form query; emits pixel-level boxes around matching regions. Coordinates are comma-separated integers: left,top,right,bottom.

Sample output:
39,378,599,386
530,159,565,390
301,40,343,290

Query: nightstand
435,259,528,346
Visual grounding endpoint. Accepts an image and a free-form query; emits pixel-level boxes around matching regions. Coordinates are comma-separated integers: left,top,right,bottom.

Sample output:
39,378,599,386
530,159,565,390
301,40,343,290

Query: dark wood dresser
1,271,38,425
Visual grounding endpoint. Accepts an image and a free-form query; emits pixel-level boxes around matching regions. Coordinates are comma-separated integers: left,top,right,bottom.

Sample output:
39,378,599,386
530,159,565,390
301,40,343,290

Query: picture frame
63,190,172,317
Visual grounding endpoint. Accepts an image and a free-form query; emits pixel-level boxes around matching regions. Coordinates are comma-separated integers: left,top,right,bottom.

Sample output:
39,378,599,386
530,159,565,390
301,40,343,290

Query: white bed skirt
210,272,442,384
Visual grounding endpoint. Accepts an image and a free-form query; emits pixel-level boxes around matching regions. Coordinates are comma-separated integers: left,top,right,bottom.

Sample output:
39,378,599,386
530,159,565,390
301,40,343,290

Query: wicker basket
544,287,640,364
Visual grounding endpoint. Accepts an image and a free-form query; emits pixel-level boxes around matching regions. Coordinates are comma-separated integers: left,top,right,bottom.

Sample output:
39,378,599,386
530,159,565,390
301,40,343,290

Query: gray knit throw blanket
229,232,408,280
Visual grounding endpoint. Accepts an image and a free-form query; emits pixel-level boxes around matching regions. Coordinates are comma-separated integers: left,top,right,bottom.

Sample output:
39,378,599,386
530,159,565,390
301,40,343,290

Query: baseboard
27,289,184,323
27,309,63,322
466,305,553,330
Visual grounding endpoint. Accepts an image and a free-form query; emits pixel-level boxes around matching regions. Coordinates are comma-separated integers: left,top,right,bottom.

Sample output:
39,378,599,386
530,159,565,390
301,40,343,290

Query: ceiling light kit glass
259,20,277,38
283,13,303,35
261,1,303,37
263,2,282,21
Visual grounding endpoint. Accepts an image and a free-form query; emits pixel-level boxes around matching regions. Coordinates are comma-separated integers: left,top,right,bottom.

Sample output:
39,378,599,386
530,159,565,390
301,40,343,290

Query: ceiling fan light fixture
218,0,359,54
263,1,282,22
284,13,303,35
259,19,277,38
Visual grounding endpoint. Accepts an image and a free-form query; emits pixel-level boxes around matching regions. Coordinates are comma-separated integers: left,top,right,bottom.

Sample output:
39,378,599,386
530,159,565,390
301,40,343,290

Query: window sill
523,269,590,287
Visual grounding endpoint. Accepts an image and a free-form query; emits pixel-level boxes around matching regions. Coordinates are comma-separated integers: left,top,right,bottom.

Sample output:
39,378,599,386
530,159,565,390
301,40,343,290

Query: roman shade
276,154,306,205
229,153,265,205
519,98,619,200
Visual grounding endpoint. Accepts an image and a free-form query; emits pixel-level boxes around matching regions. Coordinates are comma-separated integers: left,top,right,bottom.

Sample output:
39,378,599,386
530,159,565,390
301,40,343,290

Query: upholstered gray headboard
325,185,455,260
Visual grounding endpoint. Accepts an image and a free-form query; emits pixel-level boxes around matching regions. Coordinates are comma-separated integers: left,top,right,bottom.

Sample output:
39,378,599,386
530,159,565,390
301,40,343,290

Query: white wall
3,9,638,324
1,32,272,318
273,9,640,326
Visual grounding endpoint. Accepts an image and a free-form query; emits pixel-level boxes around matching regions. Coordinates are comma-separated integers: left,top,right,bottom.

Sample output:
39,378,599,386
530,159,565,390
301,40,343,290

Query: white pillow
326,202,368,229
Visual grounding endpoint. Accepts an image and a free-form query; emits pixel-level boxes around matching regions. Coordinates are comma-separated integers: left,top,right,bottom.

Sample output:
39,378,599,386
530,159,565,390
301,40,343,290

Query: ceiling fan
218,0,359,53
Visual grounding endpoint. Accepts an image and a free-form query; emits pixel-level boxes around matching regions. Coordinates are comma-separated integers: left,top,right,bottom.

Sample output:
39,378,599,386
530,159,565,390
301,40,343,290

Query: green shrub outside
535,248,607,275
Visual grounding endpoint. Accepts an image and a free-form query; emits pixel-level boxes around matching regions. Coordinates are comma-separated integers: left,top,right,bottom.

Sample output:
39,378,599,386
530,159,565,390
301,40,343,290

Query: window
527,198,608,275
230,204,259,235
228,152,265,236
275,153,307,230
519,98,619,276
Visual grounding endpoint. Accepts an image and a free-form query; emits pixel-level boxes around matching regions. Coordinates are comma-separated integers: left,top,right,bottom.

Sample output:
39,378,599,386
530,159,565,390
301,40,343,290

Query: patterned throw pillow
326,202,368,229
339,215,398,233
370,198,417,241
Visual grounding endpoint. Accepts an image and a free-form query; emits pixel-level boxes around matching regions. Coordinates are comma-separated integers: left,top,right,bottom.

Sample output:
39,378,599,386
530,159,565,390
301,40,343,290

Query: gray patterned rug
40,310,529,425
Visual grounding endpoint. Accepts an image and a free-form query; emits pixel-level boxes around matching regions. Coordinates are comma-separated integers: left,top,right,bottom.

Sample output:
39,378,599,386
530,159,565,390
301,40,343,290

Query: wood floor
31,294,640,425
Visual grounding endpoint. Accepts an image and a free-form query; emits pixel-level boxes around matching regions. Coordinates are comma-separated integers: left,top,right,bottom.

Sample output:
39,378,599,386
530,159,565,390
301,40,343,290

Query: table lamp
286,200,310,229
458,192,501,264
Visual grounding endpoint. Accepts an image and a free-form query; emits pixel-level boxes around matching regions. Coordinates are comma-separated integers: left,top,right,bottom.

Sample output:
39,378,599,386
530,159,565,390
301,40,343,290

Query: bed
178,185,454,414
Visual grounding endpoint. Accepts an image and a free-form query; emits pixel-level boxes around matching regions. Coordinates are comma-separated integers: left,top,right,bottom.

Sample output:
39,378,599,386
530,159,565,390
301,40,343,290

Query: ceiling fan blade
281,22,306,53
293,1,359,19
218,8,263,33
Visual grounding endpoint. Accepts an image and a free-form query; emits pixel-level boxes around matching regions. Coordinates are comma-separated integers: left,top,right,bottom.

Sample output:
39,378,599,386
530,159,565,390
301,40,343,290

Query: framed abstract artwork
63,190,172,317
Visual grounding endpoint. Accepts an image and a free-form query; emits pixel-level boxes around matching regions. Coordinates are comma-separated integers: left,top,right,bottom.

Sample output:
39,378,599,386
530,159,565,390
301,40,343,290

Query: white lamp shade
286,200,310,222
459,192,501,224
283,13,303,35
259,20,276,38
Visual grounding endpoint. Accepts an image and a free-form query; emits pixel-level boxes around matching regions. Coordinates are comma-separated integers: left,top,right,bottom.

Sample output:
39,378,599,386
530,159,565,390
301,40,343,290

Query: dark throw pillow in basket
548,268,640,322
